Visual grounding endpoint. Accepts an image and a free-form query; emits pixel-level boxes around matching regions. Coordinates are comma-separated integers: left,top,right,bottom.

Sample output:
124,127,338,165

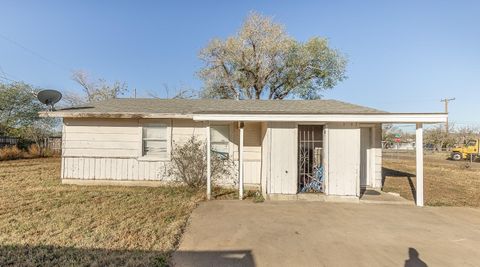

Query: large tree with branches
198,12,347,100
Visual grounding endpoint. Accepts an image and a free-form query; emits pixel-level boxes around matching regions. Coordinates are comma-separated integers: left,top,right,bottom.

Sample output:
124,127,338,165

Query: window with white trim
142,124,168,158
211,125,230,159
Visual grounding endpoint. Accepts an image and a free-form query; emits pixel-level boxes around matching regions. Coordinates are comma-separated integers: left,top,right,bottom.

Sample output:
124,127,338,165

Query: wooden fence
0,136,61,153
0,136,19,148
42,137,62,154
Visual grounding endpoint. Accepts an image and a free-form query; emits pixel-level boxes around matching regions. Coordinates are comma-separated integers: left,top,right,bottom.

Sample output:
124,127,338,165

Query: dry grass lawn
0,158,203,266
382,152,480,207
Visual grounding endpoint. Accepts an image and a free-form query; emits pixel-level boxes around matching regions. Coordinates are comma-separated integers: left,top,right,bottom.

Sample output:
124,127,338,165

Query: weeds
27,144,41,157
0,144,58,161
0,146,23,160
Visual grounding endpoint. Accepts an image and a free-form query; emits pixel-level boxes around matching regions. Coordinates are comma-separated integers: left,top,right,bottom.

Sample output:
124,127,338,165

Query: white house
43,99,447,206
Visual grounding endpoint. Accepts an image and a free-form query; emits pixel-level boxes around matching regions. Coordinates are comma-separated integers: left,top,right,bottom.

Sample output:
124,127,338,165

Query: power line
0,76,15,82
0,32,72,73
0,65,17,83
0,73,16,83
0,65,6,77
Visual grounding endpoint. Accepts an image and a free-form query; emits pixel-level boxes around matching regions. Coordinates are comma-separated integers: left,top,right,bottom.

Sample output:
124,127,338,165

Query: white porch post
206,123,211,200
239,122,244,200
416,123,424,207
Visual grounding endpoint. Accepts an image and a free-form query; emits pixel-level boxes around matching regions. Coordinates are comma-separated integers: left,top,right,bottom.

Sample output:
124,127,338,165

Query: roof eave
39,111,193,119
192,113,448,123
39,111,448,124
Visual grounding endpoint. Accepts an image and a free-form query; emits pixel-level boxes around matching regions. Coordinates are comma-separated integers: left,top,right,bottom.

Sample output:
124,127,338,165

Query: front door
269,122,297,194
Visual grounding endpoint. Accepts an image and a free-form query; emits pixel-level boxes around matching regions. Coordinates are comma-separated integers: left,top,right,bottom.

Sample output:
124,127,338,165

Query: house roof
48,98,385,116
41,98,447,123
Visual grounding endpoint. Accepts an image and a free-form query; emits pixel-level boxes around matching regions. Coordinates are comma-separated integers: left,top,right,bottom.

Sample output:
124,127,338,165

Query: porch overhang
201,113,444,207
193,113,447,124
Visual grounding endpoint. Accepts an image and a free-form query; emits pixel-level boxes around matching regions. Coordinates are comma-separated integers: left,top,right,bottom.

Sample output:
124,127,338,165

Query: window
211,125,230,158
142,124,168,158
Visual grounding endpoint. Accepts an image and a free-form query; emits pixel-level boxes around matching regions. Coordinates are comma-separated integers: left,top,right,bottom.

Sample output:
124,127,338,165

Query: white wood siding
62,157,171,180
359,124,383,189
232,122,262,161
373,124,383,188
326,123,360,196
62,118,262,186
267,122,297,194
62,117,379,195
233,122,262,185
360,127,371,187
260,122,269,196
243,161,261,185
171,119,205,144
62,118,204,181
63,118,140,158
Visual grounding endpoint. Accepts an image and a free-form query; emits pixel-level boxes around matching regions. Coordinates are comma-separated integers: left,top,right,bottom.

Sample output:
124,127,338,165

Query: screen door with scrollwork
297,125,324,192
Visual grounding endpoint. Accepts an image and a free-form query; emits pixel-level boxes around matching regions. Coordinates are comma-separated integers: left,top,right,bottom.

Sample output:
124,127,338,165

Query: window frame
138,120,171,161
210,124,232,159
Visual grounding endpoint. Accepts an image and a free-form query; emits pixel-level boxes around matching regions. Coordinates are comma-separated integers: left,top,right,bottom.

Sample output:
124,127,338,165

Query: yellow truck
451,139,479,160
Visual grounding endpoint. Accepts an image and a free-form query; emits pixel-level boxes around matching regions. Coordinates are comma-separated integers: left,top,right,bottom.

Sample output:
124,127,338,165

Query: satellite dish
37,89,62,110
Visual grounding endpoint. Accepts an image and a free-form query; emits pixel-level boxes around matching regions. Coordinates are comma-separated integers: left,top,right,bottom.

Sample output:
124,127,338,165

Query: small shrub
243,190,265,202
252,191,265,203
0,146,23,160
42,148,57,157
169,136,234,188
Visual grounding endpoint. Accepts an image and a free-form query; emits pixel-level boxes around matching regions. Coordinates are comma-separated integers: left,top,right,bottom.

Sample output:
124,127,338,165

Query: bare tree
65,70,128,105
424,124,456,151
147,84,198,99
198,12,347,100
454,126,479,144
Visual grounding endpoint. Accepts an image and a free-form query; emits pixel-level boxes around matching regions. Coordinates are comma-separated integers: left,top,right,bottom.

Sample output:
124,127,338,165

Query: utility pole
440,97,455,132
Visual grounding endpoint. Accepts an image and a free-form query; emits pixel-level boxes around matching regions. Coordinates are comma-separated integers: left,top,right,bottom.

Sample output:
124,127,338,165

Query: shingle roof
55,98,385,116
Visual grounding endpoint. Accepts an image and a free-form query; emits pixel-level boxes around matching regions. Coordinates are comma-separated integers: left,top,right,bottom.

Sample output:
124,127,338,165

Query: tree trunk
255,90,261,99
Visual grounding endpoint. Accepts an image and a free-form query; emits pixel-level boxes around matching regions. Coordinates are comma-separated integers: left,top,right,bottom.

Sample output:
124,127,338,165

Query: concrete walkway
173,201,480,267
360,189,413,205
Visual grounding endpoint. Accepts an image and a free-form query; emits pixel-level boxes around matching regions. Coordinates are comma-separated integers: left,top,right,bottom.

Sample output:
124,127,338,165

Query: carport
197,112,447,207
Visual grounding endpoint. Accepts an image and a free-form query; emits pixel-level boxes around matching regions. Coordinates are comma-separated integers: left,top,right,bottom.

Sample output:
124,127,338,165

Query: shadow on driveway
0,244,167,266
0,244,255,266
173,250,255,267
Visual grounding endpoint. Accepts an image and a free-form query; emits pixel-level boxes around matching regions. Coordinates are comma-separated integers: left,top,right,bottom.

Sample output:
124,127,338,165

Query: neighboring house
43,99,447,206
382,140,416,150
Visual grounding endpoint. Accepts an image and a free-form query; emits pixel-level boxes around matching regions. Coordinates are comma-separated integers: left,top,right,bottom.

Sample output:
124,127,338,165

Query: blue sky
1,1,479,127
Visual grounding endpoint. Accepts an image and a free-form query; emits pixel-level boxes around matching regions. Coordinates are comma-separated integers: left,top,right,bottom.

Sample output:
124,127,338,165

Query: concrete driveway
173,201,480,267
